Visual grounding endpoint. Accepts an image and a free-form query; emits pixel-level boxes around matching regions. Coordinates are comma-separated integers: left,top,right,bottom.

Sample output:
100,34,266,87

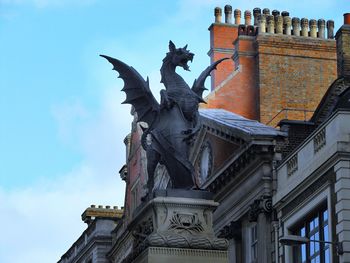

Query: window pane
323,210,328,221
324,225,329,242
293,206,330,263
325,248,330,263
301,244,306,261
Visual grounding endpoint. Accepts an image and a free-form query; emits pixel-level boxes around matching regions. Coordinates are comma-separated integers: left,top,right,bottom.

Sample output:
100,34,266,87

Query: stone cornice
204,143,275,195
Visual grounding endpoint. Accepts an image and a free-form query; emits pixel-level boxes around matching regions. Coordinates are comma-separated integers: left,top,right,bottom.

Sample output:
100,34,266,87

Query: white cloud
0,81,130,262
0,164,125,263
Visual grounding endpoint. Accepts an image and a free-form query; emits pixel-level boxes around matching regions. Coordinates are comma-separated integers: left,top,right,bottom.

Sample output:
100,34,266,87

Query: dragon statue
101,41,226,194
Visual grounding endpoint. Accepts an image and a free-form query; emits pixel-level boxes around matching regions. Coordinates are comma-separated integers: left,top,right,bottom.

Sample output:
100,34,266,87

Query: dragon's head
167,40,194,71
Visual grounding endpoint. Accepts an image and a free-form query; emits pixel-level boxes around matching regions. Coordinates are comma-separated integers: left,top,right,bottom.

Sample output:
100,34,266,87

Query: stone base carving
128,190,228,263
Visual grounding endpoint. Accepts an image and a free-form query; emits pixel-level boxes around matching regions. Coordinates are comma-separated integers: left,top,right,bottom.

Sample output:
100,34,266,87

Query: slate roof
199,109,286,138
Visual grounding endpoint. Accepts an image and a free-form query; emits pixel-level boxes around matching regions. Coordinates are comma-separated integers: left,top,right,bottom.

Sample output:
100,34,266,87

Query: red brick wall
207,22,337,125
208,23,238,89
256,35,337,126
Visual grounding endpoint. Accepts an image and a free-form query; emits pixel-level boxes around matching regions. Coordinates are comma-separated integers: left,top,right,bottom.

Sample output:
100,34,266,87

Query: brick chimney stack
335,13,350,78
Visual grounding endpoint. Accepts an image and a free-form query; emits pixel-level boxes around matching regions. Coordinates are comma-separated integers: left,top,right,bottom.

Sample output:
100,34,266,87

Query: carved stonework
128,190,229,261
314,128,326,153
249,195,272,222
287,154,298,176
132,216,154,252
169,212,204,234
219,221,242,240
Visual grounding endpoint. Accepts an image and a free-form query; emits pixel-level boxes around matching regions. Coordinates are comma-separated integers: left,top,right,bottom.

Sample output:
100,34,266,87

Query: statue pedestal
129,190,228,263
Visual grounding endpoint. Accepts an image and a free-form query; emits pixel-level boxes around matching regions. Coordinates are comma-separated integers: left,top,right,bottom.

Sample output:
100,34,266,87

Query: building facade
59,6,350,263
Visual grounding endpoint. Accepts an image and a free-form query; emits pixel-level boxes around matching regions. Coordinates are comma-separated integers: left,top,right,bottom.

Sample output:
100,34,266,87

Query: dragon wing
100,55,160,126
192,58,229,102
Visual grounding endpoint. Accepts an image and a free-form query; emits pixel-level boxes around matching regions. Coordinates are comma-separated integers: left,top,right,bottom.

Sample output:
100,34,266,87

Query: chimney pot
258,14,267,34
327,20,335,39
263,8,270,15
318,19,326,38
267,15,275,33
301,18,309,37
272,10,280,17
344,13,350,25
292,17,301,36
284,16,292,35
244,10,252,25
224,5,233,24
234,9,241,24
214,7,222,23
253,8,261,26
309,19,317,38
276,15,283,34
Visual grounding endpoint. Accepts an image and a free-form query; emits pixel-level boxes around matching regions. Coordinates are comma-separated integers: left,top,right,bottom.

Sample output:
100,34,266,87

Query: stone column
292,18,300,36
253,8,261,26
244,10,252,25
275,15,283,34
284,16,292,35
258,14,266,34
214,7,222,23
224,5,232,24
301,18,309,37
327,20,334,39
309,19,317,38
267,15,275,33
318,19,326,38
234,9,241,25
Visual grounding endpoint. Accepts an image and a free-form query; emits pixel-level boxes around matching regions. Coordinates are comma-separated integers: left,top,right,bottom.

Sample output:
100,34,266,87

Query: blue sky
0,0,347,262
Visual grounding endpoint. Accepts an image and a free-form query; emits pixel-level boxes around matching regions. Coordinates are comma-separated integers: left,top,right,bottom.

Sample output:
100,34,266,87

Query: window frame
292,203,330,263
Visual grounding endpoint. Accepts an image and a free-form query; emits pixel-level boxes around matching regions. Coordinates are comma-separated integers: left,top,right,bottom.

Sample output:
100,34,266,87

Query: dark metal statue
101,41,226,193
